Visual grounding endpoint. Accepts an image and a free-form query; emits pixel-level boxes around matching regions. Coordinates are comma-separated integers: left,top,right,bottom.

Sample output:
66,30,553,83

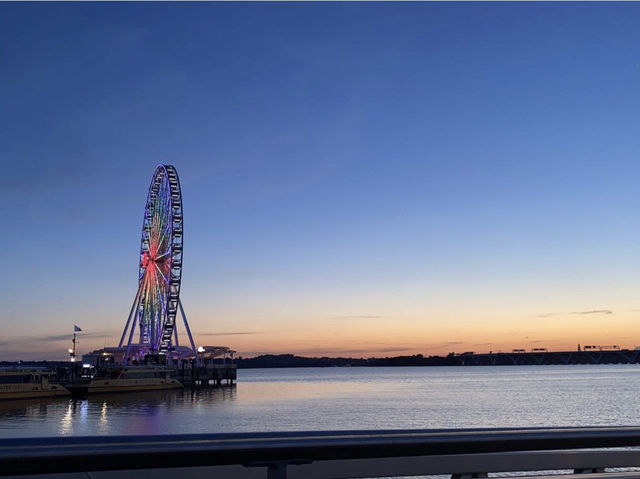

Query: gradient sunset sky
2,3,640,360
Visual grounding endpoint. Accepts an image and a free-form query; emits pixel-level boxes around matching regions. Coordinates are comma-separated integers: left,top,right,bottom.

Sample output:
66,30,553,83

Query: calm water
2,365,640,438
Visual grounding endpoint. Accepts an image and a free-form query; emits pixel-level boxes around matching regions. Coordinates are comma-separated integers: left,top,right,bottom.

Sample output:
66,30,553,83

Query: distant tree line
6,350,638,369
1,354,463,369
235,353,461,368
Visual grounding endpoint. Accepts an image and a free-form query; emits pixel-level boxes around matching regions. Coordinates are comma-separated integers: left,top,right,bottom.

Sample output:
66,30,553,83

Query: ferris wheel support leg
179,299,201,367
119,281,145,348
124,285,144,365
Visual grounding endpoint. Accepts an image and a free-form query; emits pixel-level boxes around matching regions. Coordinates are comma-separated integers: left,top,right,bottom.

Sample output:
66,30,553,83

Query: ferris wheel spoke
150,185,167,255
138,271,152,345
152,266,166,303
149,206,159,253
155,222,172,255
151,206,170,257
153,267,169,349
142,271,153,311
154,201,171,244
154,261,170,285
154,249,171,261
152,274,167,329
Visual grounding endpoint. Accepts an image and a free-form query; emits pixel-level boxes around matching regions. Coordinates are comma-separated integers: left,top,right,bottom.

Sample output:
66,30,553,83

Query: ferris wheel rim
137,164,184,353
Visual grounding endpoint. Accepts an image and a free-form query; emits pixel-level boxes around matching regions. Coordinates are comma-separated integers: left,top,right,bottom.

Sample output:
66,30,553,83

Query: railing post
267,462,287,479
245,459,311,479
452,473,488,479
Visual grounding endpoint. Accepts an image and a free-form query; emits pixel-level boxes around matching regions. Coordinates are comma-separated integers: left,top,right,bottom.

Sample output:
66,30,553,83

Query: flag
74,325,82,333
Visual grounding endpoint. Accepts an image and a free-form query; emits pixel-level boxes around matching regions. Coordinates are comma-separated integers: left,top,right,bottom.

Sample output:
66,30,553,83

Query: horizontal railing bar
518,474,640,479
286,450,640,479
7,468,640,479
3,427,640,476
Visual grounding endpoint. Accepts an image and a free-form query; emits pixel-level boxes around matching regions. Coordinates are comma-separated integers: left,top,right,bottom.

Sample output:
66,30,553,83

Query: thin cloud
31,334,79,342
29,332,111,342
239,346,416,357
572,310,612,315
294,346,414,355
537,309,613,318
199,331,264,336
329,315,386,320
423,341,463,349
0,347,71,361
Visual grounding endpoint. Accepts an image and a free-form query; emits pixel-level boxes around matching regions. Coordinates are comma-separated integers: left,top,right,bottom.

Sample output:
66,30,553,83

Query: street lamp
197,346,205,364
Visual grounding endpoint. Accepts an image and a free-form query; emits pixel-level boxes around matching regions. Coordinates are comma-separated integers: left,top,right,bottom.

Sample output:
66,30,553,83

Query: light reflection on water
2,365,640,438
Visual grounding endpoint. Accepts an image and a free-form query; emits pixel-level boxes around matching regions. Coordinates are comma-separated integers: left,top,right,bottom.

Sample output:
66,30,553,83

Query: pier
81,345,237,389
177,360,237,387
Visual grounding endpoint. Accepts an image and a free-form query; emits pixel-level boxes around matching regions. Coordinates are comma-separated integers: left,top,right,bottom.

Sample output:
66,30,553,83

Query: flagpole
69,325,82,362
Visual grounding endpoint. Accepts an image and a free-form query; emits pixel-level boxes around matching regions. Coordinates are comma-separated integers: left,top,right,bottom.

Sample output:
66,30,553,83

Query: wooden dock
176,363,237,387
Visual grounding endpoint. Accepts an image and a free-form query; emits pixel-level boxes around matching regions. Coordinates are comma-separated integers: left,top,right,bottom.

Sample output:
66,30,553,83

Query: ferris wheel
118,165,199,364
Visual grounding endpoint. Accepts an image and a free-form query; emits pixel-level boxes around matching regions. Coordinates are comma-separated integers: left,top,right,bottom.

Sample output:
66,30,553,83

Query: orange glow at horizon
184,309,640,358
3,305,638,361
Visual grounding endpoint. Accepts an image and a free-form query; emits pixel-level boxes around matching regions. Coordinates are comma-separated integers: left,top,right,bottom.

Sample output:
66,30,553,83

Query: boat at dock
0,368,69,400
65,364,182,396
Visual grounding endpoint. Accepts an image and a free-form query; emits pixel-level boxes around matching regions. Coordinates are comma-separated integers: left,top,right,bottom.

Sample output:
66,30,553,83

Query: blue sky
2,3,640,359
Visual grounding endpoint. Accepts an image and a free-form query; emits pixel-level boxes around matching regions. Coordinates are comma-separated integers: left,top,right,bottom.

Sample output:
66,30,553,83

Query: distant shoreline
4,349,640,368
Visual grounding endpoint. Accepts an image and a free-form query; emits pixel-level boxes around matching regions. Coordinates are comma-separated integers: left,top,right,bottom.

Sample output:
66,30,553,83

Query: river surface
1,365,640,438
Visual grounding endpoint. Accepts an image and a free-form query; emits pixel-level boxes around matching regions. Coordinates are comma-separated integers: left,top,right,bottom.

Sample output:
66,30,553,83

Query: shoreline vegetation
235,354,459,368
4,349,640,369
0,354,457,369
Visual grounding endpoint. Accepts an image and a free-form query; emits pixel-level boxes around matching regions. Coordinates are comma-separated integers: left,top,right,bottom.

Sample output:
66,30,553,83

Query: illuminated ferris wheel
118,165,198,364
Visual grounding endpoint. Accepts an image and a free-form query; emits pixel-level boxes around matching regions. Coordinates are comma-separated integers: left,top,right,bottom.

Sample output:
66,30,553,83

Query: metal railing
3,427,640,478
